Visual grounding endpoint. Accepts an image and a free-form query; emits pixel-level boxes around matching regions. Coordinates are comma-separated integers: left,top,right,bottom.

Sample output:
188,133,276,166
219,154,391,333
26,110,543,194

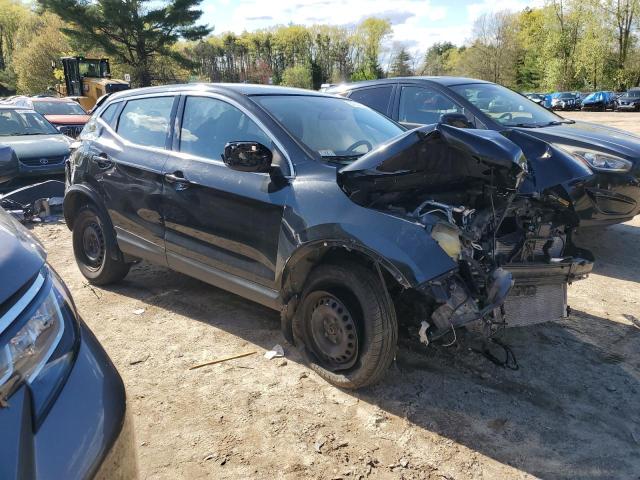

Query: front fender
280,214,457,291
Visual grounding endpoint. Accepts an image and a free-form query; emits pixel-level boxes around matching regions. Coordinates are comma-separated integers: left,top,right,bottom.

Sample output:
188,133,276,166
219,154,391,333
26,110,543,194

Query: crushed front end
339,124,594,342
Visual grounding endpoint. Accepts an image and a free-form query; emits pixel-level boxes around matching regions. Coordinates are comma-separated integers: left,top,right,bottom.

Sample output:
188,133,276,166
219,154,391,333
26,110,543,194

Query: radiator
503,282,568,327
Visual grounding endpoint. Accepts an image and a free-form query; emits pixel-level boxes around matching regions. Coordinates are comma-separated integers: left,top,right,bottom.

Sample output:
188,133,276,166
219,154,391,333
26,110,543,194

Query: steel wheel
306,290,359,369
81,220,105,270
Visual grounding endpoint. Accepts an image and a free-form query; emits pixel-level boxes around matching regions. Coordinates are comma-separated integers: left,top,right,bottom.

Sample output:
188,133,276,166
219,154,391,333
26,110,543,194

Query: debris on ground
132,308,146,315
0,179,65,223
188,351,257,370
264,344,285,360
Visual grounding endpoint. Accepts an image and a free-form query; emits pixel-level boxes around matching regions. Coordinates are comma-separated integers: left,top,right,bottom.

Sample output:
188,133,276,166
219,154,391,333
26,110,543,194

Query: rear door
86,94,177,265
346,84,395,116
161,93,291,293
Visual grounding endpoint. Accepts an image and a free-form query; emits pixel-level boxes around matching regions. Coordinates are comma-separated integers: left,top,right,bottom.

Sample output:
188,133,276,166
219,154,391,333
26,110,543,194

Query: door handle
164,171,191,190
91,153,113,169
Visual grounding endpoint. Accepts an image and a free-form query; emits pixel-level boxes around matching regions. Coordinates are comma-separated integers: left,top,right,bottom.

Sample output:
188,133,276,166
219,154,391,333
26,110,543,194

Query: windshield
33,101,86,116
254,95,404,161
623,91,640,98
584,92,605,102
450,83,563,127
0,109,59,136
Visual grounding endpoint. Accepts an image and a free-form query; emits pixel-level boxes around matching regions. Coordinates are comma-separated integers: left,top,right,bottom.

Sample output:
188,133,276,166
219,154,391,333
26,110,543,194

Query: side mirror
0,146,18,185
223,141,272,173
439,113,474,129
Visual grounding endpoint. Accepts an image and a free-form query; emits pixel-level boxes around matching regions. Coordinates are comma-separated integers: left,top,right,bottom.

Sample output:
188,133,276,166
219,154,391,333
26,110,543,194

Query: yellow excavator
54,57,130,111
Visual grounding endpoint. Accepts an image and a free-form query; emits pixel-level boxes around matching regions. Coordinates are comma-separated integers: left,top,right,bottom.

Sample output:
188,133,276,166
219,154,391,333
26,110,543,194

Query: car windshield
0,109,59,136
450,83,563,127
33,101,86,116
623,91,640,98
253,95,404,161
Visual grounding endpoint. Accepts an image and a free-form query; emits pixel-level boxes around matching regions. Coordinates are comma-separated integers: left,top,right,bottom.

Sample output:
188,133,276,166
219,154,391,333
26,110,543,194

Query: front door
162,94,291,293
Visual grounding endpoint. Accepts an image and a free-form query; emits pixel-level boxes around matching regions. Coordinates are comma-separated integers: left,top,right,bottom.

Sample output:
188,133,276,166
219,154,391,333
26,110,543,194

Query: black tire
293,262,397,389
72,204,130,285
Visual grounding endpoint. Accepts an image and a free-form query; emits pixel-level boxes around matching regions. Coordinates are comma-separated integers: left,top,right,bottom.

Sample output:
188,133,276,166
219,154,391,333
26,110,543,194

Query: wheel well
63,191,95,230
281,245,406,304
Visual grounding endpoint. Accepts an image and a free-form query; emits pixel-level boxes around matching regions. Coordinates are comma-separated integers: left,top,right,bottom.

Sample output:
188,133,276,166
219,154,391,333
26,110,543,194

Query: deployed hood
513,120,640,162
0,207,46,305
1,134,71,159
339,123,527,197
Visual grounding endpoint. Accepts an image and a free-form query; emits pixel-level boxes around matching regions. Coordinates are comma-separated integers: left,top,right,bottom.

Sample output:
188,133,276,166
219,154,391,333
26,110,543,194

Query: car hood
0,134,70,158
513,120,640,162
0,207,46,305
44,114,90,125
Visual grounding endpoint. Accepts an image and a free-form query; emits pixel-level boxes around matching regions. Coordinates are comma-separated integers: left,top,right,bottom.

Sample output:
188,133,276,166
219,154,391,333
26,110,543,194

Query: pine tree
389,48,413,77
38,0,211,86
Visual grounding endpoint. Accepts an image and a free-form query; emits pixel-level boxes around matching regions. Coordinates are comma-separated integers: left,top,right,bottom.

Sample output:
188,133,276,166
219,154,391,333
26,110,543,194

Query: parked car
580,91,616,111
0,105,72,178
0,188,136,477
550,92,579,110
614,88,640,111
64,84,594,388
523,92,545,105
1,96,90,138
328,77,640,226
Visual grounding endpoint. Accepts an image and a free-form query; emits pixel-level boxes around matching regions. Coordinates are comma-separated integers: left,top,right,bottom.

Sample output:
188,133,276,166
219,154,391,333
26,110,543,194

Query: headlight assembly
0,266,79,426
559,145,633,172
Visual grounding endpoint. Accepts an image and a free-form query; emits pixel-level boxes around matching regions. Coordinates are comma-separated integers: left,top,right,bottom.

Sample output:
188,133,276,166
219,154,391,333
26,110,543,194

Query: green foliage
12,13,70,94
281,64,313,89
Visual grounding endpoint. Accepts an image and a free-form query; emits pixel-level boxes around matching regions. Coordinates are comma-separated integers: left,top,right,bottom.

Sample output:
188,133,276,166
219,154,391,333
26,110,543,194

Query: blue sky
198,0,543,54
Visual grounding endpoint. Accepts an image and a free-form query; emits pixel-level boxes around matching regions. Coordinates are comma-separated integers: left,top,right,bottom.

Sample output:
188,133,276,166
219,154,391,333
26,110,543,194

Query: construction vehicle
54,57,130,111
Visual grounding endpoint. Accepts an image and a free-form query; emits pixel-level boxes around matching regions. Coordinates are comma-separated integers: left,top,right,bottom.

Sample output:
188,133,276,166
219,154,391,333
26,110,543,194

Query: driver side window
399,86,470,126
179,96,271,161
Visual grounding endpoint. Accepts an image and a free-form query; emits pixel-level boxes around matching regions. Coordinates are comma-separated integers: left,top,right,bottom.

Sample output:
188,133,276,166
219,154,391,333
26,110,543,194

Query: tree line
1,0,639,96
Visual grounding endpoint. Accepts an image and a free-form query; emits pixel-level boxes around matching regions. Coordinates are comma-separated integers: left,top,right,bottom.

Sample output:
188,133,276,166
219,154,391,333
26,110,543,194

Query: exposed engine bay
338,123,594,345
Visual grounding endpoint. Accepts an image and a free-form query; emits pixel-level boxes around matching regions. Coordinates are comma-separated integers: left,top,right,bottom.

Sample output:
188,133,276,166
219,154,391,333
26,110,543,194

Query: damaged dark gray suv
64,84,594,388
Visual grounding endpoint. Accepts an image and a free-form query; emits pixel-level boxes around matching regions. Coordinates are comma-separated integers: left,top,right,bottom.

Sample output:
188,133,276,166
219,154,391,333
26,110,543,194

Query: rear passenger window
399,86,469,125
179,96,271,161
117,97,174,148
348,86,393,115
100,102,119,127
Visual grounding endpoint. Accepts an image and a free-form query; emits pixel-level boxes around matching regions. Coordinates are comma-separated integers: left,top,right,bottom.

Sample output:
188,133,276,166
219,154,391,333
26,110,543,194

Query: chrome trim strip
0,270,45,334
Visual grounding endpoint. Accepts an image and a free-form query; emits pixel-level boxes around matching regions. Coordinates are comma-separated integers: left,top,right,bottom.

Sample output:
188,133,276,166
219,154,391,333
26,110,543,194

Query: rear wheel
72,205,130,285
294,262,397,389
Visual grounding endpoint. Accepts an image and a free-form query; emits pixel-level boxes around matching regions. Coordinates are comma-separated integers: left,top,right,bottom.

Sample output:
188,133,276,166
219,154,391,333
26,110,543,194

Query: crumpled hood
339,123,527,195
1,134,70,159
0,207,46,305
514,121,640,163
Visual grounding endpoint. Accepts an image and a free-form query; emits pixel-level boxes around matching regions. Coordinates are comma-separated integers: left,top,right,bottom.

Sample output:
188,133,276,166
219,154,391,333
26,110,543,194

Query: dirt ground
31,111,640,480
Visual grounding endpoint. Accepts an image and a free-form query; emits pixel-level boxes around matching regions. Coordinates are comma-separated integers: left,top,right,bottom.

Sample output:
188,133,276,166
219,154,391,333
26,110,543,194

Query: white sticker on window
318,149,335,156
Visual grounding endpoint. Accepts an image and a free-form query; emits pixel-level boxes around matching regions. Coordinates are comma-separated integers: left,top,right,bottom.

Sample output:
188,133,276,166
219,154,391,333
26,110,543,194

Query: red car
1,96,90,137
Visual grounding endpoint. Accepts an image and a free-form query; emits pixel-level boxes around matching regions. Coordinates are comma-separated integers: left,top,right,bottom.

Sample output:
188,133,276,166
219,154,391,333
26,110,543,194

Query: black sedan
328,77,640,226
0,201,136,477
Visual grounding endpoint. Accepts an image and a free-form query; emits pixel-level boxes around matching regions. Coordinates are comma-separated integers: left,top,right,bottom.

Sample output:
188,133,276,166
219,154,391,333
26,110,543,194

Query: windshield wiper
544,120,575,126
321,154,364,164
502,122,541,128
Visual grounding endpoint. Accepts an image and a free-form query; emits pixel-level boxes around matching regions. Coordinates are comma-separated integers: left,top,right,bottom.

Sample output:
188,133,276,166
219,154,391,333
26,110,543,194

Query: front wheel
294,262,397,389
72,205,130,285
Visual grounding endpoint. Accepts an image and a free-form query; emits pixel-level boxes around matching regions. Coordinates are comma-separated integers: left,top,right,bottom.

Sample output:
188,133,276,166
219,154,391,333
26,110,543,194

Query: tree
389,47,412,76
12,13,70,94
37,0,211,86
420,42,455,75
353,17,391,79
281,64,313,89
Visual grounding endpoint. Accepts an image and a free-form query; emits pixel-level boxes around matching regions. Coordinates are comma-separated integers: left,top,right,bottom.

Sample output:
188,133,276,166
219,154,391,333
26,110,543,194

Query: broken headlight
0,266,79,426
560,145,632,173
